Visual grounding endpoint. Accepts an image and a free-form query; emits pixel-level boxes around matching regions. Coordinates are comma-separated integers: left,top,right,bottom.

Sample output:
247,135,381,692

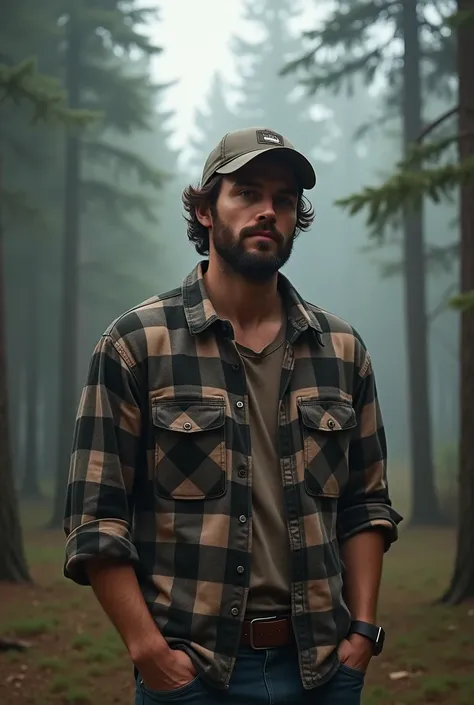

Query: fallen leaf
389,671,411,681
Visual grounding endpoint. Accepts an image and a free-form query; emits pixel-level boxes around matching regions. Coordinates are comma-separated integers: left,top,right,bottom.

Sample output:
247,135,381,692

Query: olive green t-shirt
236,324,292,616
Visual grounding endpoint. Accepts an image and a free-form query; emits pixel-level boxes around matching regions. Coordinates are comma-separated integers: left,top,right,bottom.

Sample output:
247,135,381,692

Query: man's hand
135,643,197,692
338,633,373,673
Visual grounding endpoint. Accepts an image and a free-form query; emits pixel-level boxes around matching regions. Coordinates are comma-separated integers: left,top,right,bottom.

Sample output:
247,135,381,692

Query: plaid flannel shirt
64,261,402,690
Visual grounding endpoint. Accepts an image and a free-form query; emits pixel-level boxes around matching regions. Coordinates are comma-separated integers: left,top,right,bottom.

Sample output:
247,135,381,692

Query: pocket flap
152,398,226,433
298,399,356,432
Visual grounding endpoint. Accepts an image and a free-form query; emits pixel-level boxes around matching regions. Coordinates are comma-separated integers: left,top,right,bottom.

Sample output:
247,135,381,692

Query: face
199,154,300,282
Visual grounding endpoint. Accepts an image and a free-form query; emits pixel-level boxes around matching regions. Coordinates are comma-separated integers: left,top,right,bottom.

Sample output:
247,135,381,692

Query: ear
195,203,212,229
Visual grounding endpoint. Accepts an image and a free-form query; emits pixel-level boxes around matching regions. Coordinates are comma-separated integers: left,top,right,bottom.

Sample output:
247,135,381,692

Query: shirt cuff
64,518,140,585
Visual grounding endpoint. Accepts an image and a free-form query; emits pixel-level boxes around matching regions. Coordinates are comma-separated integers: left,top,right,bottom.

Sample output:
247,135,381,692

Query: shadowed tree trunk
49,10,82,528
440,0,474,605
20,239,42,499
0,133,32,583
402,0,445,526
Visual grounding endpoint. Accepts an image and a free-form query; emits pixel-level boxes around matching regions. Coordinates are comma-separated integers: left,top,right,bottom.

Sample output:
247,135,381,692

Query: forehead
227,153,298,190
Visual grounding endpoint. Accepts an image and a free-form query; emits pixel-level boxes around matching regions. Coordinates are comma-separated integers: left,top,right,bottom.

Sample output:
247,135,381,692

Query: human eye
239,189,257,200
276,195,296,208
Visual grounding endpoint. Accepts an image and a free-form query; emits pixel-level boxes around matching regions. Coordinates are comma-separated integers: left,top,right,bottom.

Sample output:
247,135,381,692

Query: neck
204,256,283,328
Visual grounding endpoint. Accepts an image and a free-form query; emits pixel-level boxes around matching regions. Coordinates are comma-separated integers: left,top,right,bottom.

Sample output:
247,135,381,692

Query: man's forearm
86,558,168,663
340,529,385,623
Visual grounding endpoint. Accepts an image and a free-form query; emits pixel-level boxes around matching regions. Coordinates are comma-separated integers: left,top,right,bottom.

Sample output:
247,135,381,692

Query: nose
256,198,276,223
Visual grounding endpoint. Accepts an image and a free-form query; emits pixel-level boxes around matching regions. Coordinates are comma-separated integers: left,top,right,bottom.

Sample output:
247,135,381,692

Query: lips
248,230,278,242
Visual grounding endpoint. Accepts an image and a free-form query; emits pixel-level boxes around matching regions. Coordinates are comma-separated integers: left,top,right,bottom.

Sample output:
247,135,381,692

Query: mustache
240,222,284,244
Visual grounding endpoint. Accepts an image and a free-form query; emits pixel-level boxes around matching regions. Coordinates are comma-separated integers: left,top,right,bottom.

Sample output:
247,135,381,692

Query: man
64,127,403,704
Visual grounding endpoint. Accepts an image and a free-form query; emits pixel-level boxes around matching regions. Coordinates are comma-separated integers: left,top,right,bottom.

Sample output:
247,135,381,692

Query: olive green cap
200,127,316,190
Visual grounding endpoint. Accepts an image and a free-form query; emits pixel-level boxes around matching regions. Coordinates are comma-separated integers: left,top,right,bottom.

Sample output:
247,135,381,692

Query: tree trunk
440,0,474,605
20,240,42,499
0,134,32,583
49,11,81,528
402,0,446,526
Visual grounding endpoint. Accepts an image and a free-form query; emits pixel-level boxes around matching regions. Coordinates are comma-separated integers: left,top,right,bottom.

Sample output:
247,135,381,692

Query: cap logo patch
256,129,284,146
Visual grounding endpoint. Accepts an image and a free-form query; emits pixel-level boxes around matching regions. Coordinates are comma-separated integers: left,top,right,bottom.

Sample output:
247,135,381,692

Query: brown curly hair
182,175,315,256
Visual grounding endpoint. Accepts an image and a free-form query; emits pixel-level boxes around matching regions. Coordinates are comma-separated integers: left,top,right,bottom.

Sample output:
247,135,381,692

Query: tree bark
0,134,32,583
402,0,446,526
440,0,474,605
49,11,81,528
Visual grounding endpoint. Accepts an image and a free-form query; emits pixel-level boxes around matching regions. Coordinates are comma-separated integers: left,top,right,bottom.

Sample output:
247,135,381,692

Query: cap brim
216,147,316,190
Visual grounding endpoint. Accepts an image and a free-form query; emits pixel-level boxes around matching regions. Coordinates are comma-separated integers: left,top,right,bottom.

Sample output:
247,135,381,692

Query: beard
211,212,295,282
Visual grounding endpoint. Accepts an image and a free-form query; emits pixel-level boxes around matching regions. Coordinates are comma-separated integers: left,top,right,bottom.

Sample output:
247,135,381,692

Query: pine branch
445,8,474,29
416,106,459,143
379,241,459,278
81,179,157,223
82,140,167,189
280,0,398,82
78,6,161,55
449,290,474,310
79,60,153,132
336,154,474,237
296,41,394,95
0,58,98,128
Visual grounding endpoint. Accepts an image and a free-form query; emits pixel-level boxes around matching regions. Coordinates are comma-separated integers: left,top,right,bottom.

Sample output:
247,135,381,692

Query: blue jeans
134,646,364,704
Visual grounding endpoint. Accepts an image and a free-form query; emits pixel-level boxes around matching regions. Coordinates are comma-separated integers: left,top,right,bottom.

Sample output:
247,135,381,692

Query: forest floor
0,500,473,705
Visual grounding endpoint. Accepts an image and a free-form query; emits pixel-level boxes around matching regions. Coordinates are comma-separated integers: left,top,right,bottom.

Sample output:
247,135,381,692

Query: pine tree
50,2,168,528
187,72,240,179
0,44,95,583
282,0,457,526
233,0,333,163
1,0,97,501
335,2,474,603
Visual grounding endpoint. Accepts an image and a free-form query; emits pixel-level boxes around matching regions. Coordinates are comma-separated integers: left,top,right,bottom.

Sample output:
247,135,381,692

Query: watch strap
349,620,384,655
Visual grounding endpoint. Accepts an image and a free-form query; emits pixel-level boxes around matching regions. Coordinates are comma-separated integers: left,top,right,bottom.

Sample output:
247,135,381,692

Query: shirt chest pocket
151,397,227,500
297,399,357,498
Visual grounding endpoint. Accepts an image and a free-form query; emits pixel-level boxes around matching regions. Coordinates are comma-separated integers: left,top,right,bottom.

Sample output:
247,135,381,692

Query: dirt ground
1,501,473,705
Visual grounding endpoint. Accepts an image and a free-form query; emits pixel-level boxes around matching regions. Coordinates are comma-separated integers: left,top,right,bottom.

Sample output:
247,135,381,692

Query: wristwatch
348,620,385,656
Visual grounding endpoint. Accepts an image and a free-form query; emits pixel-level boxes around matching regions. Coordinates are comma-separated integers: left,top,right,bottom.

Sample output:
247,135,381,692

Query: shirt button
237,566,245,574
238,467,246,478
232,363,240,371
231,607,239,617
183,422,192,431
236,401,244,409
239,515,247,523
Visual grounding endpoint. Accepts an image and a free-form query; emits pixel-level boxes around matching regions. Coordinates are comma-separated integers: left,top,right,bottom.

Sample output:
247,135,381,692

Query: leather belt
240,616,293,649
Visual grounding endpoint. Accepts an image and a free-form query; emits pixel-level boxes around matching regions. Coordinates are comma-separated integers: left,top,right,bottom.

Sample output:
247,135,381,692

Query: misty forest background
1,0,473,593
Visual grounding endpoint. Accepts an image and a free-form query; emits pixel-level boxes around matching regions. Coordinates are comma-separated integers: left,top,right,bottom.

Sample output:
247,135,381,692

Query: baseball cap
200,127,316,190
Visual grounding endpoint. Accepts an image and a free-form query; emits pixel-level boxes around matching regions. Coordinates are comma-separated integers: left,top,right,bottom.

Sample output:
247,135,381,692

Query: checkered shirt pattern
63,261,402,690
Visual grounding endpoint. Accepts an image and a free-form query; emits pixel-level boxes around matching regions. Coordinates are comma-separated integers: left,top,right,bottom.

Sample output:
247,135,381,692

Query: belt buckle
249,615,277,650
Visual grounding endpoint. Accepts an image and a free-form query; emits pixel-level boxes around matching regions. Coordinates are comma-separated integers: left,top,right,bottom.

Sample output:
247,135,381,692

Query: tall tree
0,56,93,582
334,2,474,602
187,72,240,179
49,3,166,528
233,0,333,161
188,0,333,182
282,0,456,525
1,0,71,498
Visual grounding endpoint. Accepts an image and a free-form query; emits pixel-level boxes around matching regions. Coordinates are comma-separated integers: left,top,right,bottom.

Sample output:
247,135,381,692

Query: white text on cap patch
256,129,284,146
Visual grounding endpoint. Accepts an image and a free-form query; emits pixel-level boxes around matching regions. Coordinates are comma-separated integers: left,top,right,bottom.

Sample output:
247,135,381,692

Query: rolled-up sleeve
63,334,142,585
337,350,403,550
